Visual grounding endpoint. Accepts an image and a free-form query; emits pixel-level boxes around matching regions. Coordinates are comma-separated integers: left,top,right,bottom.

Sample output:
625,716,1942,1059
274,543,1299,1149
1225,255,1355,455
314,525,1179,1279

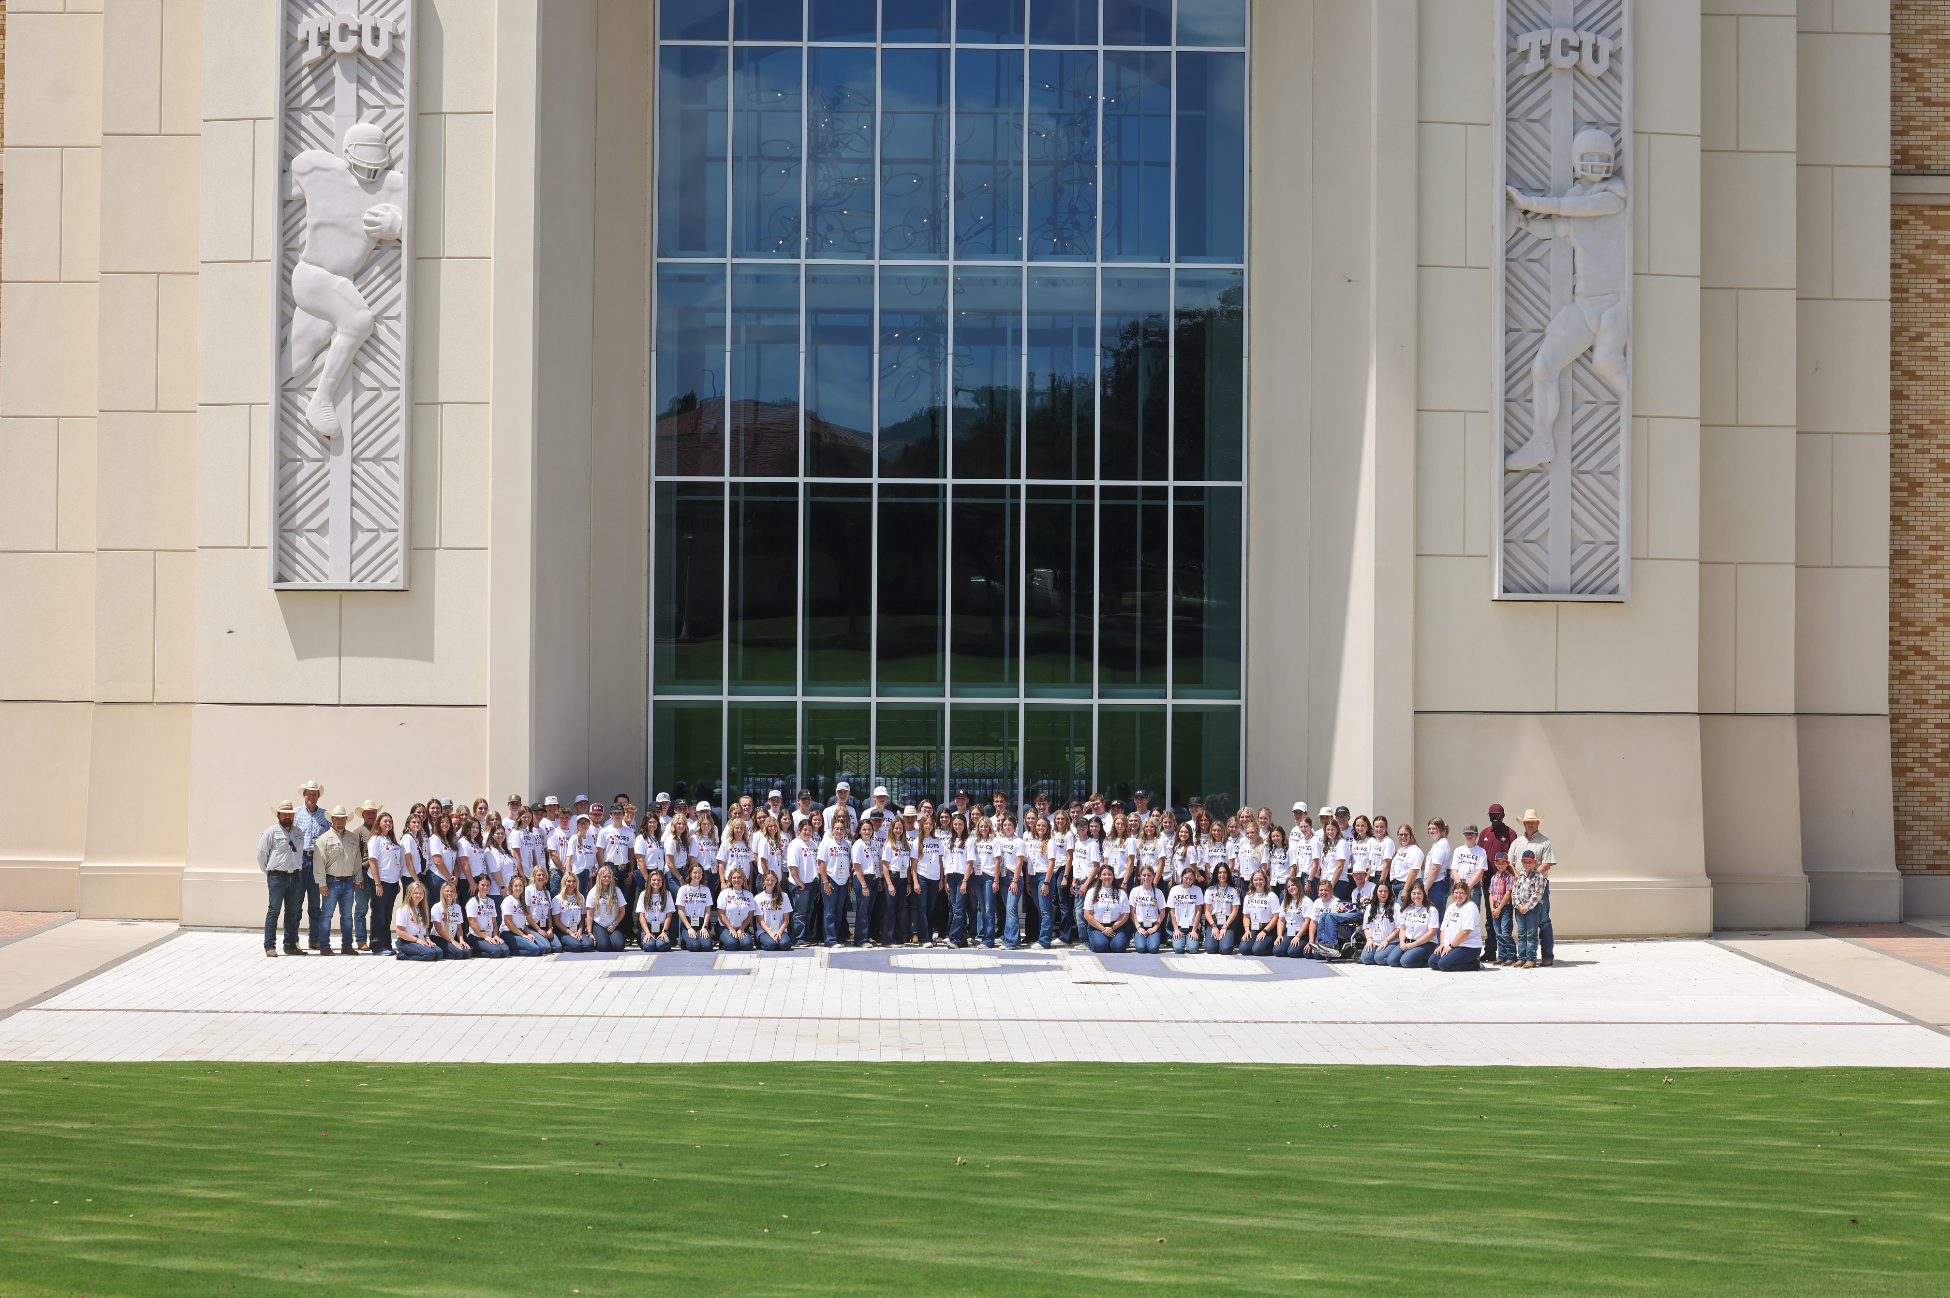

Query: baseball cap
1134,788,1150,798
797,789,812,798
655,792,670,803
1463,823,1480,834
1291,801,1307,813
507,794,524,805
1335,806,1350,817
835,781,851,792
575,794,590,804
696,801,711,813
544,795,560,806
1520,849,1537,860
873,785,890,798
1495,850,1509,861
768,789,783,799
1487,803,1505,815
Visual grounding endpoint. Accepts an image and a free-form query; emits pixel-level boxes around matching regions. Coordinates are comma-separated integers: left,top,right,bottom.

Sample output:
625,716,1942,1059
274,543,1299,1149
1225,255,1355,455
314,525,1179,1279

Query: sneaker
1031,942,1048,950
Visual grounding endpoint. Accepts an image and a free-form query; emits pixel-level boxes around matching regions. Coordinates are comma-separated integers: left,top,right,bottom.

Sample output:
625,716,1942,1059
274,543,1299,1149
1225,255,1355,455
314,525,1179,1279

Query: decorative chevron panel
270,0,413,589
1493,0,1631,600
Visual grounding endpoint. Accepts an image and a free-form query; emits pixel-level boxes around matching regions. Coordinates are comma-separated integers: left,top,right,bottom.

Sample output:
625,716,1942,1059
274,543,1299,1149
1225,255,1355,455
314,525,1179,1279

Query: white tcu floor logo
270,4,413,589
1494,0,1631,600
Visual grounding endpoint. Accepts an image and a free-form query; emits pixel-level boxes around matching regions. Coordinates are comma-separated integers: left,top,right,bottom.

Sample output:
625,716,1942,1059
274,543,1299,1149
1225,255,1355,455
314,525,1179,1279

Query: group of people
255,782,1561,972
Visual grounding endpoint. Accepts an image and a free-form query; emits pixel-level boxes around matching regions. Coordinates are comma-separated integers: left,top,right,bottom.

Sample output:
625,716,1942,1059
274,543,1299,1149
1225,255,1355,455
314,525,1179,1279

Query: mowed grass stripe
0,1063,1944,1296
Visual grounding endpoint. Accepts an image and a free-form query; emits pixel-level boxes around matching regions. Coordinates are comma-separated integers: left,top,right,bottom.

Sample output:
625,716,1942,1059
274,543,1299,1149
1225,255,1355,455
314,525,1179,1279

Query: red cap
1487,803,1505,815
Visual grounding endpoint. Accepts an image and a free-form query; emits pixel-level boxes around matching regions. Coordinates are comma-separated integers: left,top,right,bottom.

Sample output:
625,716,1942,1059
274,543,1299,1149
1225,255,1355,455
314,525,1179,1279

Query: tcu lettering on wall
1493,0,1632,600
269,2,414,589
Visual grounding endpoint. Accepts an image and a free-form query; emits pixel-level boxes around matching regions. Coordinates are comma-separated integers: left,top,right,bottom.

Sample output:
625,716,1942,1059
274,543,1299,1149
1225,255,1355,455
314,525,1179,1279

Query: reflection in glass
805,484,872,692
1172,487,1241,698
1026,275,1094,480
949,704,1019,803
729,702,797,806
1175,51,1245,262
880,49,950,259
810,0,876,42
654,482,725,693
1176,0,1246,46
1099,275,1168,480
1028,51,1096,262
805,272,875,476
1174,269,1244,480
881,0,950,42
733,47,802,257
654,700,723,809
1099,486,1166,695
955,49,1025,260
1030,0,1095,45
655,264,728,475
730,270,800,475
951,486,1019,696
878,486,945,694
1097,705,1166,806
877,703,945,805
952,274,1023,479
1103,0,1169,46
737,0,801,41
806,47,875,259
660,0,728,46
730,483,797,692
1171,705,1240,817
803,703,870,803
1025,485,1092,696
879,272,949,477
957,0,1024,44
1102,51,1169,262
657,46,728,258
1024,704,1091,804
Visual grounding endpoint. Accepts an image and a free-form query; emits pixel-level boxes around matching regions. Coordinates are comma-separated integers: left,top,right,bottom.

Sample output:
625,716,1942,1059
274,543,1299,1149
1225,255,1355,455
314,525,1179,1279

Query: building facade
0,0,1916,933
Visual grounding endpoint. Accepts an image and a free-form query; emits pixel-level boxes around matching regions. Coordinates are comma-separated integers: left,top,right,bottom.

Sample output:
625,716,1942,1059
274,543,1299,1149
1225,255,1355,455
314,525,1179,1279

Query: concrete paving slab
1715,929,1950,1027
0,920,181,1011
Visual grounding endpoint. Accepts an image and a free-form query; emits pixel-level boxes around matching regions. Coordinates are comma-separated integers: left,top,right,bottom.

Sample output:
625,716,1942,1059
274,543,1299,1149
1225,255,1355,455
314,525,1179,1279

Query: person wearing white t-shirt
1423,819,1454,907
636,870,676,952
586,866,628,951
1127,865,1166,953
464,881,509,957
552,874,595,953
818,814,854,948
677,864,716,951
495,877,544,956
754,871,793,950
785,819,821,946
967,817,999,949
1320,821,1352,899
849,816,884,948
1272,878,1311,958
430,880,473,959
1166,875,1205,955
1392,879,1439,968
1079,864,1132,954
392,880,441,961
1201,863,1242,955
1239,869,1280,957
1357,880,1400,966
942,814,972,948
1430,884,1484,972
1388,824,1424,897
718,867,758,951
994,818,1025,949
520,865,561,954
1443,826,1490,918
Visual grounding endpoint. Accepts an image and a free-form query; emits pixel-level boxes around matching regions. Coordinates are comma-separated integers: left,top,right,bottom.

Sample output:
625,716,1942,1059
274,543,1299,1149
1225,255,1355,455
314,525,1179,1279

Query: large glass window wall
652,0,1245,813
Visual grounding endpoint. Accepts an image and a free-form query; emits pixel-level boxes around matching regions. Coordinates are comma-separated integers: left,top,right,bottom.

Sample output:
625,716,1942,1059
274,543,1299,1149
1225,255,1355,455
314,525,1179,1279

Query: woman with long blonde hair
587,864,627,951
392,879,440,961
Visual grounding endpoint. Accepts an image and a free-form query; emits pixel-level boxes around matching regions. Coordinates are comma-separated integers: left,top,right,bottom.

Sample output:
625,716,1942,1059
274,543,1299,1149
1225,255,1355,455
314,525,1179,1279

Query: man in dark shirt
1479,804,1517,882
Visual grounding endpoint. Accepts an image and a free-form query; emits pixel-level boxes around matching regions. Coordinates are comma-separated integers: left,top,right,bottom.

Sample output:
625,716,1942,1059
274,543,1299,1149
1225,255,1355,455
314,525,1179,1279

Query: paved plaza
1,919,1948,1068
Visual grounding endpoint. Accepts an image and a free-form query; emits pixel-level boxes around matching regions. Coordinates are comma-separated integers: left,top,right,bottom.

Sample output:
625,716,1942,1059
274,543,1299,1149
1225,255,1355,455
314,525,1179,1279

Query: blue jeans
943,874,968,945
1035,877,1059,945
394,939,441,961
302,856,325,947
681,925,714,951
352,879,373,946
320,877,356,950
639,928,672,952
1203,920,1240,955
759,929,793,950
822,883,845,945
790,880,819,945
467,932,511,958
890,875,921,943
371,880,400,953
1430,945,1481,972
1494,906,1517,962
915,876,943,942
1398,941,1433,968
1516,907,1543,962
591,923,624,951
433,935,472,959
1429,877,1453,916
1171,927,1198,954
721,928,755,951
1131,928,1162,952
264,871,304,951
1539,880,1554,961
1087,924,1132,954
556,931,594,953
1003,879,1031,948
968,876,996,947
1242,928,1276,957
1272,934,1305,958
851,876,882,945
1360,940,1398,965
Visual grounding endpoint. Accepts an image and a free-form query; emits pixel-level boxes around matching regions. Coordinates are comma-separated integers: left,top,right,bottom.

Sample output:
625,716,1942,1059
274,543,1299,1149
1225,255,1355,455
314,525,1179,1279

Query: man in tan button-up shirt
313,806,358,955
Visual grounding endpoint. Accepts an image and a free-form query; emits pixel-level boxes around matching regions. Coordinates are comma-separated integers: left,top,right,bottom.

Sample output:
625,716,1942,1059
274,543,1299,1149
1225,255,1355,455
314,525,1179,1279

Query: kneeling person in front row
718,867,757,950
637,871,676,951
1081,864,1132,954
755,871,794,950
587,866,628,951
466,879,510,957
552,873,596,952
430,881,473,959
677,865,716,951
393,881,442,961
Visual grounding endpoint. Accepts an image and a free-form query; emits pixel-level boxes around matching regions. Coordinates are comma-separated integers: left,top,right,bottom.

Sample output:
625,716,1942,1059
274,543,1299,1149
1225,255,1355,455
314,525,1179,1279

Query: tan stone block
96,412,197,551
153,548,195,702
0,702,93,867
1463,411,1492,556
1699,562,1736,712
1827,0,1886,32
197,0,273,120
0,552,96,700
438,403,490,548
1827,165,1889,302
1414,411,1463,555
340,548,489,705
412,257,493,404
1701,151,1797,290
414,112,445,258
1637,0,1703,138
1795,565,1887,714
1828,432,1888,567
1414,266,1488,413
1700,16,1737,152
1700,288,1736,425
1799,716,1896,887
1797,33,1889,167
1702,0,1796,12
253,119,277,261
1736,16,1798,153
2,149,67,283
420,0,498,114
81,702,190,871
248,404,271,548
97,273,159,412
1735,288,1797,427
1417,0,1490,124
58,419,98,551
1417,122,1465,268
61,149,103,283
155,275,199,412
1796,432,1831,567
0,420,61,550
101,0,163,135
1795,165,1833,300
1646,416,1701,561
1797,298,1889,434
100,135,202,274
1797,0,1834,26
159,0,202,135
1,283,100,418
196,260,271,406
1734,561,1795,712
194,547,339,704
8,15,105,147
1632,416,1649,560
195,404,251,548
1632,272,1701,420
1414,555,1557,712
1700,425,1796,563
197,117,256,263
1557,559,1698,711
1699,713,1808,929
441,114,496,259
1647,132,1700,278
94,549,157,702
410,404,440,549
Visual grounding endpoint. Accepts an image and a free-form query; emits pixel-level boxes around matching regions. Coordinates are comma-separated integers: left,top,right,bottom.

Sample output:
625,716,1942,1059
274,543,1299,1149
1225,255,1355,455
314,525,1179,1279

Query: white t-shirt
1086,887,1129,926
718,888,755,928
636,889,675,929
371,837,404,885
396,907,430,942
787,838,820,885
1365,908,1399,946
598,823,634,865
1450,844,1488,886
945,835,968,876
1426,836,1454,880
820,837,852,885
1242,890,1279,927
1266,846,1291,886
1441,899,1484,948
1129,885,1164,927
755,890,791,929
677,883,714,921
1205,885,1240,926
465,895,499,935
1281,897,1310,930
499,894,530,934
918,833,945,881
1321,838,1350,878
851,839,879,879
882,836,913,878
433,900,464,940
1397,903,1437,943
1167,884,1204,928
425,834,454,882
1390,844,1424,887
720,839,758,885
523,885,552,931
568,833,599,877
553,894,584,930
1023,838,1049,876
994,836,1021,875
589,889,624,928
634,832,664,871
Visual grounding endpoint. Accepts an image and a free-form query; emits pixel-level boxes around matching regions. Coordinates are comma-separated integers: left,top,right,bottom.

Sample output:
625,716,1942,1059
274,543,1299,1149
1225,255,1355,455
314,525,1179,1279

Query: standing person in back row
258,800,307,957
293,780,331,951
1508,809,1555,966
312,805,359,954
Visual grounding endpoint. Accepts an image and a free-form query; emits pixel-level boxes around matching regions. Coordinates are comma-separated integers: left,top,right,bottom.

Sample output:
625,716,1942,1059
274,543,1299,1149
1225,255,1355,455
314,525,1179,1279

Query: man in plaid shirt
1486,851,1517,965
1511,850,1548,967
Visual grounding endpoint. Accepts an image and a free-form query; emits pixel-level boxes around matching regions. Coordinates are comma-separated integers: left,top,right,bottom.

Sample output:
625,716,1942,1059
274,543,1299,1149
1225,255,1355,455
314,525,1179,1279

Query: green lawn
0,1063,1945,1296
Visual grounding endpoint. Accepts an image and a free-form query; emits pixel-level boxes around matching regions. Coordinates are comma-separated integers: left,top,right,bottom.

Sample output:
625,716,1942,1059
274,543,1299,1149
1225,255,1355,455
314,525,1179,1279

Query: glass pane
728,702,797,808
1177,0,1245,46
805,483,873,691
1172,486,1240,697
732,47,803,256
730,483,797,692
1099,485,1166,694
954,49,1024,261
1026,274,1094,479
810,0,876,41
879,271,949,477
803,703,871,803
655,483,726,693
655,265,728,475
957,0,1025,43
878,485,946,694
736,0,802,41
1175,51,1244,262
950,485,1019,696
1024,704,1090,806
1102,51,1169,263
950,704,1020,806
1174,269,1243,479
883,0,950,42
805,272,875,476
1099,274,1168,480
661,0,729,42
880,49,950,259
952,273,1023,478
658,46,729,257
1024,485,1092,695
655,701,724,810
1171,704,1240,820
877,703,945,806
730,269,800,475
1027,51,1097,263
1098,704,1165,808
806,47,876,259
1030,0,1095,44
1103,0,1168,45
